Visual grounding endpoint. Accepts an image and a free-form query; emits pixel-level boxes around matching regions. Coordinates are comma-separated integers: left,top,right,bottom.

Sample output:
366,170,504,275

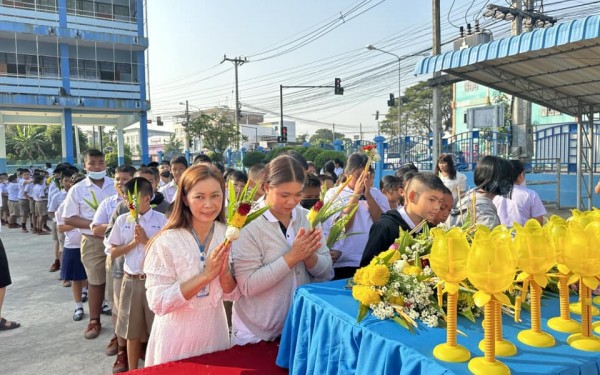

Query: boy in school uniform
31,174,49,235
107,177,167,371
360,172,450,267
47,167,68,272
158,156,188,203
17,169,31,232
0,173,9,225
7,174,20,228
63,149,117,340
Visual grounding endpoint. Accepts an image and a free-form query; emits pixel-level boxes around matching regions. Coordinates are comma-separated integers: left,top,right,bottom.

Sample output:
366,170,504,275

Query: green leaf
227,179,236,220
392,315,414,333
245,206,270,225
357,304,369,323
459,309,476,323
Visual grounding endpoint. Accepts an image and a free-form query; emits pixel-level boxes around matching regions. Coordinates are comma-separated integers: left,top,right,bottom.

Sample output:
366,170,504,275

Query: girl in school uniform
231,155,334,346
324,152,390,280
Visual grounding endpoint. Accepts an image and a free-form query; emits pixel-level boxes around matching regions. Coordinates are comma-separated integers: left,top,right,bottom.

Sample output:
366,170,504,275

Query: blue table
276,279,600,375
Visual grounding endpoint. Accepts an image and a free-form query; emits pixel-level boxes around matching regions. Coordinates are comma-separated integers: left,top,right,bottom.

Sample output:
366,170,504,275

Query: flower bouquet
224,179,269,245
361,144,380,173
126,181,140,223
306,177,353,230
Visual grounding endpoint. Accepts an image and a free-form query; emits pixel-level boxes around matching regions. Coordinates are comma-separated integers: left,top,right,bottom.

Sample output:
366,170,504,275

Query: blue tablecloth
276,279,600,375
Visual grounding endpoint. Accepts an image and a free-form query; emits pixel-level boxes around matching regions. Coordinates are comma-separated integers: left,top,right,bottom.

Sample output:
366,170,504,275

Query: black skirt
0,238,11,288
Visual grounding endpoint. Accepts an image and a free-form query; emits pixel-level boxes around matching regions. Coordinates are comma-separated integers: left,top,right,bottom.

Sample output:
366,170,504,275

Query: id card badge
197,284,210,298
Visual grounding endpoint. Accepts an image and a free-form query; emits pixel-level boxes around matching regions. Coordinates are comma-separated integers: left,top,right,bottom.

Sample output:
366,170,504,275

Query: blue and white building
0,0,149,170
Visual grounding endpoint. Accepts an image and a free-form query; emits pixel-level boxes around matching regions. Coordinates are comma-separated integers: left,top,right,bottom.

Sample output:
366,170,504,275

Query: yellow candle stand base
468,357,511,375
433,343,471,363
567,333,600,352
478,339,517,357
569,302,600,316
594,296,600,305
547,317,581,333
517,329,556,348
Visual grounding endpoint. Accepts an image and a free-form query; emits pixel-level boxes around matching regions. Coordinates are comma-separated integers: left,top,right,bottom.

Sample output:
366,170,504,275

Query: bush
243,151,267,168
105,152,132,167
267,146,295,161
302,147,324,164
314,150,347,171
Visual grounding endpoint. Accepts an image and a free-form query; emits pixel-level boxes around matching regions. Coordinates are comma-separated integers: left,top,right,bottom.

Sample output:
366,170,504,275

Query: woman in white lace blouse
144,164,238,366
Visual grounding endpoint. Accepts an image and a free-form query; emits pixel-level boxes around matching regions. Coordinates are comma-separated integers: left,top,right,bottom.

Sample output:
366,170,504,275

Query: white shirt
397,206,417,229
31,184,47,201
17,178,29,199
334,167,344,178
493,184,547,228
7,182,19,201
62,176,117,236
439,172,467,202
107,208,167,275
47,181,60,206
57,202,82,249
159,180,177,203
48,190,67,215
324,186,390,268
91,194,122,229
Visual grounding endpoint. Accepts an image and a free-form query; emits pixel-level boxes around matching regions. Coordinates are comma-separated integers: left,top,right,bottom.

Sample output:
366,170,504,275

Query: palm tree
9,125,47,160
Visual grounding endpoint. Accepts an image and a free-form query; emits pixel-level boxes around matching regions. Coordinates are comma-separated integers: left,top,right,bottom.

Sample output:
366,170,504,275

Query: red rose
237,203,252,216
128,203,135,210
362,145,375,151
313,200,324,212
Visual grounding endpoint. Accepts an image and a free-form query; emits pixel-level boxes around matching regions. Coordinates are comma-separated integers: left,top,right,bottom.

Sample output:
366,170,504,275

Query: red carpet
127,341,288,375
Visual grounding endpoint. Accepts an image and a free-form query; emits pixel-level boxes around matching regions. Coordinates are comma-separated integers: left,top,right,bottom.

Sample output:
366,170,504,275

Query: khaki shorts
29,199,35,215
1,196,8,213
35,200,48,216
80,236,106,286
116,274,154,340
8,201,20,217
19,199,29,218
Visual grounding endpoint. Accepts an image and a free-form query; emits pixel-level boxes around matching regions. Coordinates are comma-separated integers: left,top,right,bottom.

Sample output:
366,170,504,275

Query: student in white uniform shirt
324,152,390,280
30,174,49,235
48,170,73,273
158,156,187,203
63,149,117,340
493,159,546,227
56,173,88,322
108,177,167,371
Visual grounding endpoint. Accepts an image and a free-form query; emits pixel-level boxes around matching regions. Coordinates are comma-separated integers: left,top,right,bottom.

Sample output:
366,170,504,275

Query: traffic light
157,116,163,126
334,78,344,95
387,93,395,107
375,110,379,120
281,126,288,143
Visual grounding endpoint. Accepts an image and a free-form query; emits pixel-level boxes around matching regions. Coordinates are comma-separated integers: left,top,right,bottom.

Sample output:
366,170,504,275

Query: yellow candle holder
570,301,600,316
468,298,510,375
517,277,555,347
430,227,471,363
545,216,581,333
567,282,600,351
478,300,517,357
466,225,515,375
547,275,581,333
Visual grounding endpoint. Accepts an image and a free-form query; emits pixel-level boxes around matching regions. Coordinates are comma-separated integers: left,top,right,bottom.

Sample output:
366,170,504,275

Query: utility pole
431,0,442,169
359,123,363,142
221,55,247,151
184,99,190,162
332,123,335,143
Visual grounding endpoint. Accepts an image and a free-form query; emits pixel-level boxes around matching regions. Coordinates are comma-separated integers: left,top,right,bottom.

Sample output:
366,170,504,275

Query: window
541,107,561,117
464,81,478,92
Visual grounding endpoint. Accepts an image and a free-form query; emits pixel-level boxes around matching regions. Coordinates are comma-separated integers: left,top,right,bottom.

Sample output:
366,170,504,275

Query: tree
243,151,267,168
296,133,309,144
6,125,48,160
308,129,345,146
163,134,182,157
380,81,452,139
44,125,89,158
105,148,133,167
185,112,246,162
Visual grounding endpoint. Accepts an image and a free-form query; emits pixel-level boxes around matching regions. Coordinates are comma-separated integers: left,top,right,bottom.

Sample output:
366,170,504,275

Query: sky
144,0,598,140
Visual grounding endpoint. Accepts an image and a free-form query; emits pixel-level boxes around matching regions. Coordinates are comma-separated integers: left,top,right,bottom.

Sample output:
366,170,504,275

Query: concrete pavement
0,225,116,375
0,204,578,375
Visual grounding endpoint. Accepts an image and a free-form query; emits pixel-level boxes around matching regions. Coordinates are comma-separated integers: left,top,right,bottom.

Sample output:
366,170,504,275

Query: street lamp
366,45,428,143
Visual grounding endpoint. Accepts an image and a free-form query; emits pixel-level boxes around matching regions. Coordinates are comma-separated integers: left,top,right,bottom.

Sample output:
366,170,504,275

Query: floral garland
126,181,140,223
224,179,269,245
306,177,354,230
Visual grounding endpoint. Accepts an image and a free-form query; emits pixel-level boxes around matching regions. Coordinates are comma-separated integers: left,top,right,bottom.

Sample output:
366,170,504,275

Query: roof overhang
414,15,600,116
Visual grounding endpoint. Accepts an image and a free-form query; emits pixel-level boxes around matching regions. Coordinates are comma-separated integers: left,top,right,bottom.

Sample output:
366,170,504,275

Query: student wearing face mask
300,174,321,210
63,149,117,341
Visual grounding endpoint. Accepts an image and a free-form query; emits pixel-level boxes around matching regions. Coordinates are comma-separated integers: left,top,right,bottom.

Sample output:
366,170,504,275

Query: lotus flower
430,227,470,294
514,219,555,287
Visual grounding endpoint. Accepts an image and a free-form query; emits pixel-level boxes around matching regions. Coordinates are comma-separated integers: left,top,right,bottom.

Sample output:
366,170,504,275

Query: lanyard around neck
191,223,215,262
